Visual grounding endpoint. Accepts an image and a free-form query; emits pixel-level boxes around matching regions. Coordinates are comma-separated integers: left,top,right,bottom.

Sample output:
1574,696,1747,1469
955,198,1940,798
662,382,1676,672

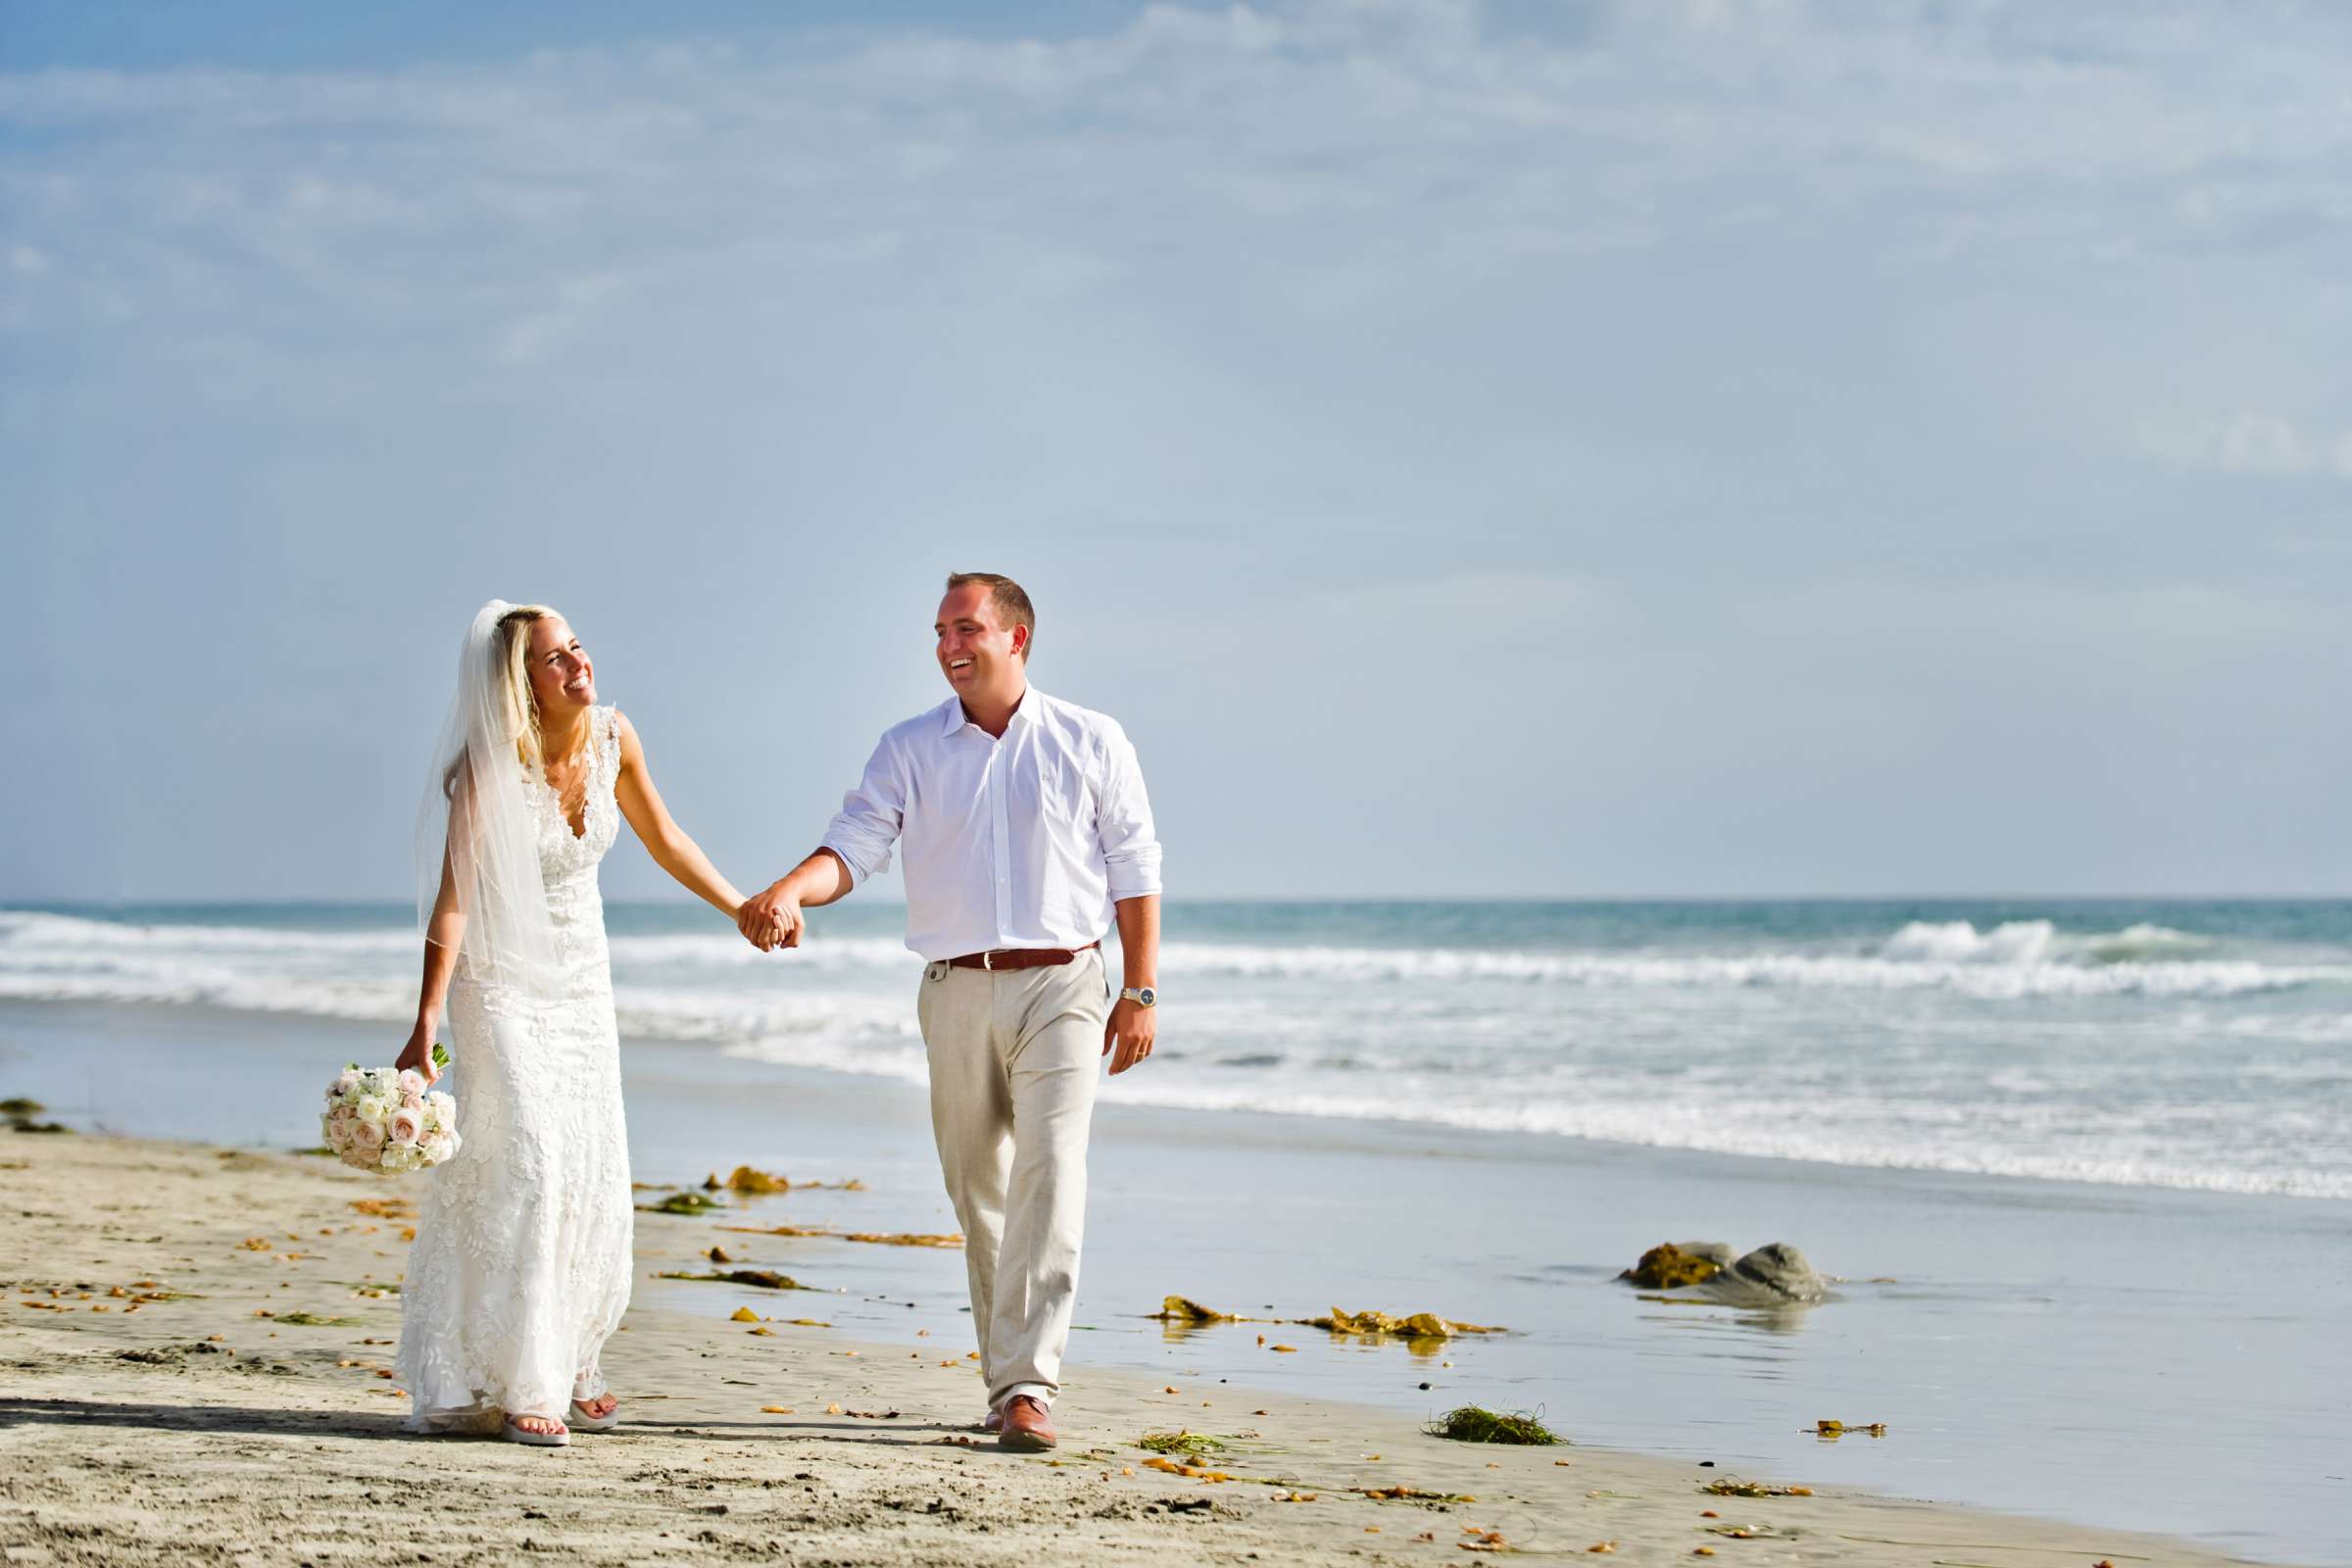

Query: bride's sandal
567,1392,620,1433
502,1413,570,1447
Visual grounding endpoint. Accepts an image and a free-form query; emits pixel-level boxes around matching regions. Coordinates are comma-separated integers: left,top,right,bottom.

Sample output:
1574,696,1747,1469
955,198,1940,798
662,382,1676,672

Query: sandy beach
0,1128,2272,1567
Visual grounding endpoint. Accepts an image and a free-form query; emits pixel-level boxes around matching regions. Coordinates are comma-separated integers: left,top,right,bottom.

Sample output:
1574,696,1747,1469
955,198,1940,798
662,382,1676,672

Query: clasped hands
735,880,805,953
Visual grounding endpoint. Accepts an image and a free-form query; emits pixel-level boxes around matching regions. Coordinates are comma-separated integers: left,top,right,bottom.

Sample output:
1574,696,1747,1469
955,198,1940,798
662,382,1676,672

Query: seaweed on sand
656,1268,811,1291
1359,1485,1481,1502
1146,1297,1507,1338
709,1165,790,1194
5,1095,71,1133
1136,1430,1229,1455
1428,1405,1562,1446
641,1191,726,1216
1701,1478,1812,1498
1314,1307,1503,1337
721,1223,962,1248
1149,1296,1238,1323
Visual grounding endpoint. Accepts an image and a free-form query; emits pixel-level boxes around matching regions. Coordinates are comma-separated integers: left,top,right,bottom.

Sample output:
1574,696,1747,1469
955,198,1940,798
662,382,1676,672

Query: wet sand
0,1128,2274,1566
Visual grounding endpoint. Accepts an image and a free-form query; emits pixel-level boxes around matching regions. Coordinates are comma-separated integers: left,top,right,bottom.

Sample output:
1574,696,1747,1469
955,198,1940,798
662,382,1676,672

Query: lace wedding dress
397,706,634,1431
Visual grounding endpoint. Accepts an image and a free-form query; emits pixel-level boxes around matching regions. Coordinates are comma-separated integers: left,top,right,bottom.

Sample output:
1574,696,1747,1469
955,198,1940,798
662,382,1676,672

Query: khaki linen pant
916,948,1107,1410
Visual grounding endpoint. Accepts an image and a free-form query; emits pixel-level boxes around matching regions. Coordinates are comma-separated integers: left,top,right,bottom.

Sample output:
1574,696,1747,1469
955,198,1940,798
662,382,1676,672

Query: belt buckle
982,950,995,971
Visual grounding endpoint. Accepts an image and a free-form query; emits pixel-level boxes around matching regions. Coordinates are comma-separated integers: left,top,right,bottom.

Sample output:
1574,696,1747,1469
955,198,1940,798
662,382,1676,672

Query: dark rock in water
1619,1242,1729,1290
1700,1243,1827,1304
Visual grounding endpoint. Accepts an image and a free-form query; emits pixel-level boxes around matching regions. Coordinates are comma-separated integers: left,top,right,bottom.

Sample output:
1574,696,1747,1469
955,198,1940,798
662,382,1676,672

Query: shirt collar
941,683,1043,737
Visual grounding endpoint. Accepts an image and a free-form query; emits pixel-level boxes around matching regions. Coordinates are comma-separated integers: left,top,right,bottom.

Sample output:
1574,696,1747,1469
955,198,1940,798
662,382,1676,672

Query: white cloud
2218,412,2315,475
494,271,629,367
2143,411,2352,478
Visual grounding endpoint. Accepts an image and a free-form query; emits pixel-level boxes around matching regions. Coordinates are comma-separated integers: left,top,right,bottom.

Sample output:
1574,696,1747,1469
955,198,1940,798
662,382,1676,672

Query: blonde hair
491,604,583,770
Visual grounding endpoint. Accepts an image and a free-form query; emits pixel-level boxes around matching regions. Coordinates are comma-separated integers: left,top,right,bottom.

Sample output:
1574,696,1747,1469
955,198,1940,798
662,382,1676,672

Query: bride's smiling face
525,616,596,715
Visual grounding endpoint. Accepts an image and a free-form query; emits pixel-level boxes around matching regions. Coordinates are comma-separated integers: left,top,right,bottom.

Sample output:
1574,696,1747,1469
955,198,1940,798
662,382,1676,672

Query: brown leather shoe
980,1407,1003,1434
996,1395,1055,1451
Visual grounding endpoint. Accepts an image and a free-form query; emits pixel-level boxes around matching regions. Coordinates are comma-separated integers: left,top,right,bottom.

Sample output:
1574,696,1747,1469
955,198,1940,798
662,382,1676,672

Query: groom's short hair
946,571,1036,659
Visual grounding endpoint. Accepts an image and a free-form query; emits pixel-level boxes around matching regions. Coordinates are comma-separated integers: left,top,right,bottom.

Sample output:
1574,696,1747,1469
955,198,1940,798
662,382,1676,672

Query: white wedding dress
397,705,634,1431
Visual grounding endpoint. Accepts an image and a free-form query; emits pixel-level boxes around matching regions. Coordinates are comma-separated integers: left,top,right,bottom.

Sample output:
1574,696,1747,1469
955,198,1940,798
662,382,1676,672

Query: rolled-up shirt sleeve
1095,721,1162,901
818,734,906,889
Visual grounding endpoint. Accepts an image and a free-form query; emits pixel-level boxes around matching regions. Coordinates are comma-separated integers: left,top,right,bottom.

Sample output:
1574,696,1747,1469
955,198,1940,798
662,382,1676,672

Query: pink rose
397,1068,428,1098
389,1106,423,1146
348,1120,387,1159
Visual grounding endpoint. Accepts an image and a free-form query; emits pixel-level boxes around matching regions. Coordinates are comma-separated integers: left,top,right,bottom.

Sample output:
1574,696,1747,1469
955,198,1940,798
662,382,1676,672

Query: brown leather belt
945,941,1099,972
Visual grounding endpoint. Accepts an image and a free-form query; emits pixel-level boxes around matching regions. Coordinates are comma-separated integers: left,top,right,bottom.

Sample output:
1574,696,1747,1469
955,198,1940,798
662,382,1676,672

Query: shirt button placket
990,738,1012,945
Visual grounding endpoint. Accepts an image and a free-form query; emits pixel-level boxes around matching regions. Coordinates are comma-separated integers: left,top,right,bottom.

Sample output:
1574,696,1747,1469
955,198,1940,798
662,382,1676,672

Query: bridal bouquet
322,1047,460,1174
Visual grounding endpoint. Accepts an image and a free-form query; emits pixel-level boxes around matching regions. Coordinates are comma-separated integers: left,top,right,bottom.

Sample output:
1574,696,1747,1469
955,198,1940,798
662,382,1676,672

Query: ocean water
5,899,2349,1560
3,897,2348,1200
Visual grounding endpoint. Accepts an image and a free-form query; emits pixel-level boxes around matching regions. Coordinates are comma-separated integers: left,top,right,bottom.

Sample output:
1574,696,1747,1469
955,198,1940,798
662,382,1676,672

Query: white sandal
568,1394,621,1433
502,1415,570,1447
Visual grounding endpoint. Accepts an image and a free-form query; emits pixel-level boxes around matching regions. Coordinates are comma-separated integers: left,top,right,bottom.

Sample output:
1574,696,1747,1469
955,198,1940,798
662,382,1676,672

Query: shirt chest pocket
1035,755,1097,836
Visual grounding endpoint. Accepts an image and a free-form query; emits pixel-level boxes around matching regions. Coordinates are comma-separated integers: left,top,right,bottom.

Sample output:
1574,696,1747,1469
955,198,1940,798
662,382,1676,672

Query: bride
393,600,753,1446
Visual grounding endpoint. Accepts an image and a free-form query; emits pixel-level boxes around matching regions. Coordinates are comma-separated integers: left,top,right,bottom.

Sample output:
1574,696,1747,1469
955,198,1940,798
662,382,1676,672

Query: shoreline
0,1129,2278,1566
13,992,2346,1206
4,998,2351,1562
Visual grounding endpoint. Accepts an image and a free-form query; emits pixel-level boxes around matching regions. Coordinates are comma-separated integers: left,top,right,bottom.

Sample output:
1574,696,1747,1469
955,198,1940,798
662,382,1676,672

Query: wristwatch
1119,985,1157,1007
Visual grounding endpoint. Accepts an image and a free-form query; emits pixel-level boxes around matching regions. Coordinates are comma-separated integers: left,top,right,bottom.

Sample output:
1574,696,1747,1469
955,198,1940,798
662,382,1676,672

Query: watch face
1135,987,1156,1006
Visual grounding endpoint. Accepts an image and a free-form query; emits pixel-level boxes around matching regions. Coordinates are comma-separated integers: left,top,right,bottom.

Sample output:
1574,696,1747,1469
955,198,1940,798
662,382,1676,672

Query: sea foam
6,906,2348,1201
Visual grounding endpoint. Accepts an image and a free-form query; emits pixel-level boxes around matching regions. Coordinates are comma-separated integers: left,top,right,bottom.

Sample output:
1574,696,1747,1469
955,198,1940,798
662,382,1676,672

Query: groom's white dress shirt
820,685,1162,961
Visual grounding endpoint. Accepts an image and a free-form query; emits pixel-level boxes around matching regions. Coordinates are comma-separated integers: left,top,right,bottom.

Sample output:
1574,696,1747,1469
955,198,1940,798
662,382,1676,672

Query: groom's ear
1011,622,1030,659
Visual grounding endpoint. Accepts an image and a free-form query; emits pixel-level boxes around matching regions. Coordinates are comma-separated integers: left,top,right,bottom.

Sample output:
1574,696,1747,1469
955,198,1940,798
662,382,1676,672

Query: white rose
355,1094,391,1125
425,1091,456,1123
397,1068,428,1098
332,1070,361,1099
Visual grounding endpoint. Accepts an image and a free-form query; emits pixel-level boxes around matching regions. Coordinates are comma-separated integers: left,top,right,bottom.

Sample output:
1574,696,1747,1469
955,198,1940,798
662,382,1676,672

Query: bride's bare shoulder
610,707,645,764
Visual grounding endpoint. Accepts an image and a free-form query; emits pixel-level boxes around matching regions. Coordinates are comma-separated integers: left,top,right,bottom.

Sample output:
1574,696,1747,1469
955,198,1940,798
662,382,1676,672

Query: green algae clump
641,1191,726,1216
1429,1405,1562,1446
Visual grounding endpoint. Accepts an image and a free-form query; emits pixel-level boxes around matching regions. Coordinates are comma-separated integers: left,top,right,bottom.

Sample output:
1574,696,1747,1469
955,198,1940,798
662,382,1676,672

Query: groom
739,571,1162,1452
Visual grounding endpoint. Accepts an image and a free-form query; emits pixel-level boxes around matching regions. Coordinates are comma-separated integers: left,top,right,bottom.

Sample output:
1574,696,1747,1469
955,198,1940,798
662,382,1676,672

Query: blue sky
4,1,2348,901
